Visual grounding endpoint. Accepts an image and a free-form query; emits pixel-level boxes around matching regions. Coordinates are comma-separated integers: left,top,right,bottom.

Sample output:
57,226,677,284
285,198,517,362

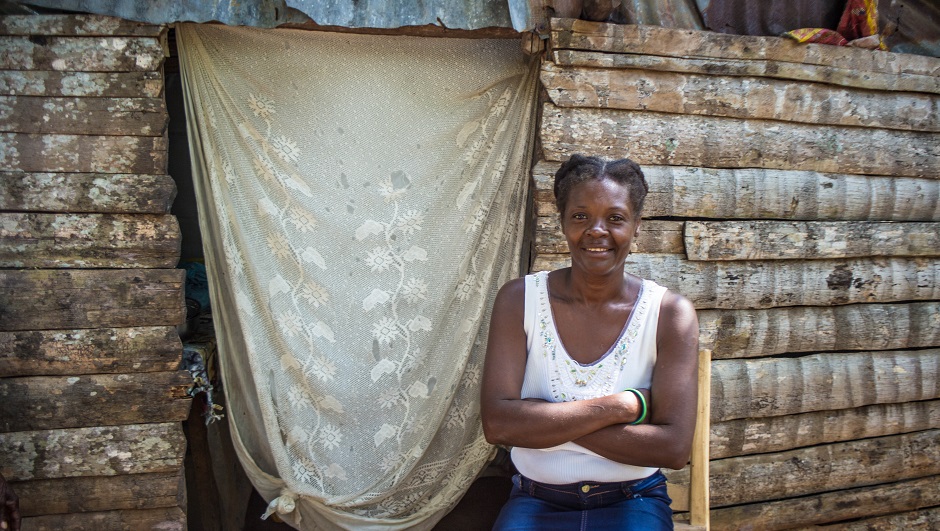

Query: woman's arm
480,279,646,449
573,291,700,470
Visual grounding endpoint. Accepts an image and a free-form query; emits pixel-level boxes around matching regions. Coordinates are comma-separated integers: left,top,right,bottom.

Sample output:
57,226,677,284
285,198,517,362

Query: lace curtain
176,24,537,529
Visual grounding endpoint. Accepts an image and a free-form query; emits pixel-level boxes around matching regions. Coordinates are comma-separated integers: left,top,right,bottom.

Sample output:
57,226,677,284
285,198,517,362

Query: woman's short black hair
553,154,649,218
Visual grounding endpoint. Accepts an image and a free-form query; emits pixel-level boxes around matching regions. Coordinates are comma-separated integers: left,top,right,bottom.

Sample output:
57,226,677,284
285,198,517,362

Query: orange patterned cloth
783,0,886,50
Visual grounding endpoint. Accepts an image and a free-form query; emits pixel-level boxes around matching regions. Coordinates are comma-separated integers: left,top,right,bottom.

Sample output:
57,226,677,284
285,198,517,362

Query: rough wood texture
698,302,940,359
711,400,940,459
11,471,183,517
535,217,683,254
685,221,940,261
541,105,940,179
0,372,192,432
550,19,940,92
1,422,186,480
0,96,167,135
0,133,167,173
0,36,165,72
711,349,940,422
0,15,164,37
0,269,185,331
0,172,176,213
0,213,181,268
22,506,185,531
553,48,940,95
531,254,940,309
710,475,940,531
709,430,940,508
0,70,163,97
541,62,940,132
0,326,182,378
532,160,940,221
801,506,940,530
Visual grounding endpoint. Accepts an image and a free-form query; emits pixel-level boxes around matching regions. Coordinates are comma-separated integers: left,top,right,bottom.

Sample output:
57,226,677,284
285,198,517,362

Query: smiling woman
481,154,700,530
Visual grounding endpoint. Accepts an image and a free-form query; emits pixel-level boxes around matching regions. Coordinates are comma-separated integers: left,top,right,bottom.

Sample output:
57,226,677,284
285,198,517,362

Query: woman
481,154,699,530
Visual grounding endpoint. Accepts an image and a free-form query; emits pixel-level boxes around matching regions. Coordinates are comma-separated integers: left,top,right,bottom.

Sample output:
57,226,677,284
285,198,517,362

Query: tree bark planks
0,213,181,268
698,302,940,359
709,430,940,508
0,373,192,432
532,160,940,221
0,326,182,377
0,96,168,135
711,350,940,422
798,506,940,530
11,471,183,517
541,105,940,178
22,506,185,531
0,172,176,213
549,19,940,92
0,36,165,72
0,15,164,37
685,221,940,261
0,133,167,173
709,475,940,530
532,254,940,309
0,422,186,480
0,269,185,331
711,400,940,459
541,62,940,132
0,70,164,97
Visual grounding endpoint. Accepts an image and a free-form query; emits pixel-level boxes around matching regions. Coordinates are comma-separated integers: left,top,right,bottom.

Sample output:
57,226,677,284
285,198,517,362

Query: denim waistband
515,470,667,510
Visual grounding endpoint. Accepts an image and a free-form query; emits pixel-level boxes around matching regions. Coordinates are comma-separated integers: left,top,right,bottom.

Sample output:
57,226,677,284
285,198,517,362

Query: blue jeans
492,470,674,530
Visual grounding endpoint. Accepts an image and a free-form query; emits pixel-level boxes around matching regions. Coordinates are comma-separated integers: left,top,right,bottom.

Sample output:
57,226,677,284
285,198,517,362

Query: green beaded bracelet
625,388,648,425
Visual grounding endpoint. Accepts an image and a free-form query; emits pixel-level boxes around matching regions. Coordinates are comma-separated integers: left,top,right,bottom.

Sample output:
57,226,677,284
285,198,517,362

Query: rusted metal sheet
20,0,523,30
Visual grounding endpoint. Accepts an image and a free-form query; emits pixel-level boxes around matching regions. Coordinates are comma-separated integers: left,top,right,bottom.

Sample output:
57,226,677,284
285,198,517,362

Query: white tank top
511,270,667,484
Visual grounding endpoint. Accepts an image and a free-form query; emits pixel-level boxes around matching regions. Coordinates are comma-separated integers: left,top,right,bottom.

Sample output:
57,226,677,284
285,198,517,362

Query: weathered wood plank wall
0,14,189,530
539,18,940,529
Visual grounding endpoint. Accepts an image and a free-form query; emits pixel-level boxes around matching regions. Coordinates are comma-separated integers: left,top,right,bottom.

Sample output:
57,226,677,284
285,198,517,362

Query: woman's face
561,177,640,276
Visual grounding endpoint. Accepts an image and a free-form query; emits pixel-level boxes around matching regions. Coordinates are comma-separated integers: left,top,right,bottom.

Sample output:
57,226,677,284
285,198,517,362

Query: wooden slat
0,15,164,37
0,326,182,378
685,221,940,261
531,254,940,309
698,302,940,360
0,70,164,97
11,471,183,517
535,217,683,254
0,96,167,135
532,160,940,221
710,475,940,531
709,430,940,508
0,372,192,432
711,350,940,422
550,19,940,86
541,105,940,179
689,349,710,529
0,172,176,213
0,133,167,173
711,400,940,460
22,506,185,531
553,48,940,95
0,269,185,331
0,36,165,72
0,213,181,268
541,62,940,132
799,506,940,530
0,422,186,480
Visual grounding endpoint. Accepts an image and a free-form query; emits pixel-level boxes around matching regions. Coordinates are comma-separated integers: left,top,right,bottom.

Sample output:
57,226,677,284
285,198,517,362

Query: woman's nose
586,221,607,236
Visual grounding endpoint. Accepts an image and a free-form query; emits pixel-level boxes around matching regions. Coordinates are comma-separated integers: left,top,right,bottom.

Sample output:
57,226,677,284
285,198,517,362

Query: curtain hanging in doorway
177,24,537,530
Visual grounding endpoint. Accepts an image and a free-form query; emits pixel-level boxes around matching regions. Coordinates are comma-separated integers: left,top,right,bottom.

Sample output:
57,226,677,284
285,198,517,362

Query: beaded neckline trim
534,271,651,402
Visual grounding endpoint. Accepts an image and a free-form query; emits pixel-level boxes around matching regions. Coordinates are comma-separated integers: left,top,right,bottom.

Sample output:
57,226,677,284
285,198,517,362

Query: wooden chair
668,348,711,530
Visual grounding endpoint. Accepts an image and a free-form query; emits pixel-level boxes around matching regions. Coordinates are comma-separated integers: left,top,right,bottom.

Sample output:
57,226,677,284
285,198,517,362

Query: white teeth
586,248,608,252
